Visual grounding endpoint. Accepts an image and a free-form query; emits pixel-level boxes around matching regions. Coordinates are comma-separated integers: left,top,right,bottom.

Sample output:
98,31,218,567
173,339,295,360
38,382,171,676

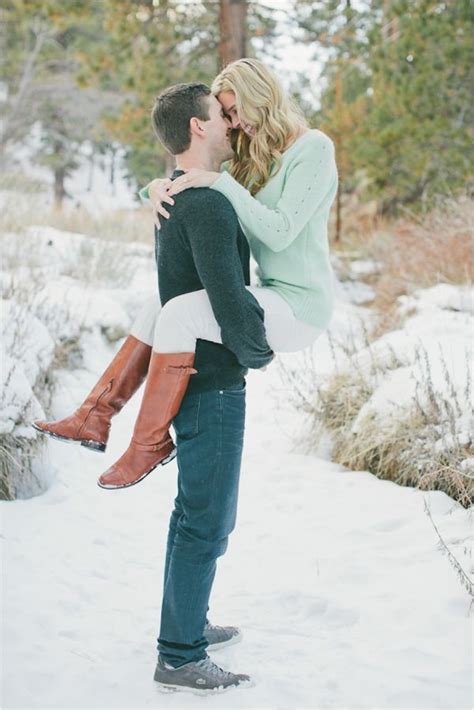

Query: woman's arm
210,133,338,253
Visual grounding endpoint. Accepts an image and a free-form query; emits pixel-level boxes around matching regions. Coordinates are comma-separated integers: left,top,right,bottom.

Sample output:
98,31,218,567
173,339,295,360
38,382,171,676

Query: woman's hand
149,178,175,230
167,169,220,197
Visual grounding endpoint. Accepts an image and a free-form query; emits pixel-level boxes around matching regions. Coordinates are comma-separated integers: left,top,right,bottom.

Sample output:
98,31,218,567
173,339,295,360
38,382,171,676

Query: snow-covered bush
282,284,474,506
1,295,55,498
0,226,157,499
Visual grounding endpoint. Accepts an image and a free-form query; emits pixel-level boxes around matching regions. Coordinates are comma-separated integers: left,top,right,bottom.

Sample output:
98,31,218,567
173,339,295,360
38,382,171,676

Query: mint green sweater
210,130,338,330
140,129,338,329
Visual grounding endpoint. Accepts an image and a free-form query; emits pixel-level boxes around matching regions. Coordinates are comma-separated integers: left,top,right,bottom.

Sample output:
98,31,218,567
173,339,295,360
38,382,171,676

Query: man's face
201,95,233,162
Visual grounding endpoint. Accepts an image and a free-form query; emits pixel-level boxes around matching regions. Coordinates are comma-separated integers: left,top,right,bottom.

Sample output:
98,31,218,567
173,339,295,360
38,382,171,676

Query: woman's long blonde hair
211,58,307,195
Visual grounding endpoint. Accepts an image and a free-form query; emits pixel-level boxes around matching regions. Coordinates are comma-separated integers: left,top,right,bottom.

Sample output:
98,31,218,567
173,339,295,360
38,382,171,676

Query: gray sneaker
154,655,253,694
205,622,242,651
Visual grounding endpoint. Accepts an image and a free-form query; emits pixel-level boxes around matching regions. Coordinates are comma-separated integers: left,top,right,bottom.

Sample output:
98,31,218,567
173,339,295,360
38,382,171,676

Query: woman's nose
231,116,241,129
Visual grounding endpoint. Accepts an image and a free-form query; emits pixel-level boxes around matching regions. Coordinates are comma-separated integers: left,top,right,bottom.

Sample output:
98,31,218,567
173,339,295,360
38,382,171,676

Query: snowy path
2,337,472,709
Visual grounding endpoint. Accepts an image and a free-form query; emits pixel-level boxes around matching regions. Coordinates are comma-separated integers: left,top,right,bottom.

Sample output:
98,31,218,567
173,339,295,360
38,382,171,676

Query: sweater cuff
138,184,151,202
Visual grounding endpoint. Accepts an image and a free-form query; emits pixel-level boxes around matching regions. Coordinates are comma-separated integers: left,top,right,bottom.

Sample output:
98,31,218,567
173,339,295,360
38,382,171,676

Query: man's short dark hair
151,83,212,155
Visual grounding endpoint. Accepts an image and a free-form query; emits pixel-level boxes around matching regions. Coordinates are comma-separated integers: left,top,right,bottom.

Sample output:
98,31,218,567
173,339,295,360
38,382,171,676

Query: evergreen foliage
2,1,471,211
1,0,121,204
293,0,473,213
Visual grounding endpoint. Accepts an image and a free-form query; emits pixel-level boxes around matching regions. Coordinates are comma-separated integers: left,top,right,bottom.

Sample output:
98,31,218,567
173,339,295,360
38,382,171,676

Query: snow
0,226,157,496
398,283,474,316
350,258,383,277
1,348,471,708
1,300,54,436
1,227,472,707
335,278,375,305
325,284,474,451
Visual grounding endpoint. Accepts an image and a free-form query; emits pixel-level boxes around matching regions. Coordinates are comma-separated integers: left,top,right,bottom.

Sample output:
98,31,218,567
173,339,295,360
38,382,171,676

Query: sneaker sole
31,423,106,452
207,629,243,652
96,449,177,490
155,678,255,696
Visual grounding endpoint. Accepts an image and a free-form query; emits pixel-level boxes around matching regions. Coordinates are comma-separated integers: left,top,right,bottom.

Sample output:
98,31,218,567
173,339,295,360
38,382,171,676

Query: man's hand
149,178,175,230
167,169,220,197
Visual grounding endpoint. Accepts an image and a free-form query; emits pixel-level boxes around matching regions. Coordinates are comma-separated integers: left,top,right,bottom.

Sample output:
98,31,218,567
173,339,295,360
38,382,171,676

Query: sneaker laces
195,656,234,682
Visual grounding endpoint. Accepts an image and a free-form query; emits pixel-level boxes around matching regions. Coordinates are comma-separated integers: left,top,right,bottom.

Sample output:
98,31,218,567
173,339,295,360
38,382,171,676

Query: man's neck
175,148,220,173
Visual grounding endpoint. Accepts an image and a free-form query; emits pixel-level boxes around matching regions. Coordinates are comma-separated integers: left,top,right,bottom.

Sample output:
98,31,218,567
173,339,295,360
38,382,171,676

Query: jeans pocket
173,393,201,440
219,381,246,395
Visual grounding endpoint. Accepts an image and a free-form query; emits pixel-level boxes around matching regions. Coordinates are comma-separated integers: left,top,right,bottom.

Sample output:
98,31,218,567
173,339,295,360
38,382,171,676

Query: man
148,83,273,693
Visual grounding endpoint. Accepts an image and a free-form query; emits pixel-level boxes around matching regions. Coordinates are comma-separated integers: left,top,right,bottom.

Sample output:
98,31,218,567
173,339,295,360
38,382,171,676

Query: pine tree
1,0,118,205
292,0,474,215
359,0,474,212
292,0,373,238
77,0,220,186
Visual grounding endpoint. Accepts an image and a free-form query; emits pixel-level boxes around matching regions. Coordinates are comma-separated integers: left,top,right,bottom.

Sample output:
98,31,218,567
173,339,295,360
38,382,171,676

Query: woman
33,58,338,489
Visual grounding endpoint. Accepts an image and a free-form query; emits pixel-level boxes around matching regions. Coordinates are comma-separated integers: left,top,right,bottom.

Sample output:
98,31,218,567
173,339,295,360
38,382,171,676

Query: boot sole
155,678,255,696
31,423,106,452
96,448,177,490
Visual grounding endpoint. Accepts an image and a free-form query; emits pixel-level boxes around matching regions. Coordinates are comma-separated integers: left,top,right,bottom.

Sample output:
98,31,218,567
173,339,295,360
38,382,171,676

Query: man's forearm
217,292,274,370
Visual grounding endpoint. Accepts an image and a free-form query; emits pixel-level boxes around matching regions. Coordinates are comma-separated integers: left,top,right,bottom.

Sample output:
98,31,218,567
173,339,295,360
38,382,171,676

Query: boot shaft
132,352,197,446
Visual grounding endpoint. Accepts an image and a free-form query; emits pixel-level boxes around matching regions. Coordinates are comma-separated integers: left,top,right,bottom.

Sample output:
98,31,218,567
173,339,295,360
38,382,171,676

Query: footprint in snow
372,517,409,532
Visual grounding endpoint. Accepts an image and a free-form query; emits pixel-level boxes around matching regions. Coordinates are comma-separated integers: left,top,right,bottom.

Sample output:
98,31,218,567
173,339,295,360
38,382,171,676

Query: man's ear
189,117,205,137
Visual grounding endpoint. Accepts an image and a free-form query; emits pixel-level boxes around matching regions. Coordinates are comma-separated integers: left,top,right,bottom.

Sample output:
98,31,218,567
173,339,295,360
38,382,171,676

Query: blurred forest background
1,0,472,221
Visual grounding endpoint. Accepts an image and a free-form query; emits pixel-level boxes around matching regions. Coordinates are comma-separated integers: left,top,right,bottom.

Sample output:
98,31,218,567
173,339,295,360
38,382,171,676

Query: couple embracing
33,58,338,694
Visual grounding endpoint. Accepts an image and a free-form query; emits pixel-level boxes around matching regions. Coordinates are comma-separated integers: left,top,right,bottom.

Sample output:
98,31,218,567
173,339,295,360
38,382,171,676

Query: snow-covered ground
1,227,472,708
2,340,472,709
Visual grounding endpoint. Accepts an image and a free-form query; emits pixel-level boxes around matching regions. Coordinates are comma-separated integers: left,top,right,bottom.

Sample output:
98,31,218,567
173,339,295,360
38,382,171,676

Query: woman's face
218,91,256,137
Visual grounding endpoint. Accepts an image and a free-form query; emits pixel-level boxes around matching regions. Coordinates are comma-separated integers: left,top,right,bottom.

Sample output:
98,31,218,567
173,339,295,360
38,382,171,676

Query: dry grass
0,434,47,500
44,205,154,244
0,168,154,245
423,499,473,601
333,408,473,508
279,333,473,507
58,234,138,288
1,199,154,245
332,194,474,338
372,195,473,307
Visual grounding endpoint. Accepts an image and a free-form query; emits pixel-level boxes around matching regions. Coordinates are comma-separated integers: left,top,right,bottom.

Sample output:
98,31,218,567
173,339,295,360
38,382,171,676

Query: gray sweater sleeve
180,191,274,370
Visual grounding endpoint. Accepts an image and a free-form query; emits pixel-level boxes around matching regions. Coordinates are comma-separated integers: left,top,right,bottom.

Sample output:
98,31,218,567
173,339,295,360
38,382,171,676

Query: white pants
130,287,321,356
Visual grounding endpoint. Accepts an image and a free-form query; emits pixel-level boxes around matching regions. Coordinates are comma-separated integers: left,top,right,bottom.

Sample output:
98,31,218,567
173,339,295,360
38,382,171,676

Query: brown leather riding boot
97,351,197,489
32,335,152,452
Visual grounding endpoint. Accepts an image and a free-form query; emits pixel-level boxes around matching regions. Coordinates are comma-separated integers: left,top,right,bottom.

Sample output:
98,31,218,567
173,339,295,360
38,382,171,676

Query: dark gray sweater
155,169,274,395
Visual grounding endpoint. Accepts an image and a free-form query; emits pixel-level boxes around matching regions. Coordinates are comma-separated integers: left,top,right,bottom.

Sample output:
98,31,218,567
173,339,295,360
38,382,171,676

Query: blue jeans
157,382,246,668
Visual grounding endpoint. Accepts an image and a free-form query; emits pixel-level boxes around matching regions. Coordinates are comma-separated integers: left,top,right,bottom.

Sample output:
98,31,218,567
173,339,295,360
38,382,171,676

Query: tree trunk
218,0,247,69
87,152,95,192
54,166,66,208
334,67,343,244
109,145,117,195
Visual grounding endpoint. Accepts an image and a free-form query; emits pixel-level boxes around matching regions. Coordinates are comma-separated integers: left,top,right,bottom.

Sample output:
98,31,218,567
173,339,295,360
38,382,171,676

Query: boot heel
160,448,177,466
81,440,106,453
